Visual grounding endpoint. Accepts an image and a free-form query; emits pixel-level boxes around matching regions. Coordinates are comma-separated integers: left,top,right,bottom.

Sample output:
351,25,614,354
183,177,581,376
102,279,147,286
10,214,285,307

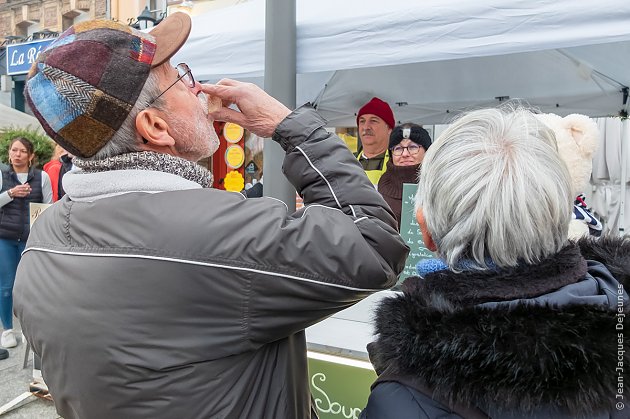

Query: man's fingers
210,106,246,126
215,78,241,87
201,83,239,103
200,83,228,97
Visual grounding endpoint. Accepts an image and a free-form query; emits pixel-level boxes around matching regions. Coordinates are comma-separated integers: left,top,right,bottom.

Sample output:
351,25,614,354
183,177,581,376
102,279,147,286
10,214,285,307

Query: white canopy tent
175,0,630,126
0,103,46,134
174,0,630,233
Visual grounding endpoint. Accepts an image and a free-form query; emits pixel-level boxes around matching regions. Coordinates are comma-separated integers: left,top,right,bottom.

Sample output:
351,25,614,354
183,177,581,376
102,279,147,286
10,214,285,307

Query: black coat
361,237,630,419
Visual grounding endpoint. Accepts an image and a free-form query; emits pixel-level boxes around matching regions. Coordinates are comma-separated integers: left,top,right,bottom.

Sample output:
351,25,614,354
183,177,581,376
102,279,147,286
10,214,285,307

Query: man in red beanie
356,97,396,185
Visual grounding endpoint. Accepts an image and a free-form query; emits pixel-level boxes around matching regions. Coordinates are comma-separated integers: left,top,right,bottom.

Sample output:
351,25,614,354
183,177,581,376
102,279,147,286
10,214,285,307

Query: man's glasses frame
391,144,421,156
145,63,195,108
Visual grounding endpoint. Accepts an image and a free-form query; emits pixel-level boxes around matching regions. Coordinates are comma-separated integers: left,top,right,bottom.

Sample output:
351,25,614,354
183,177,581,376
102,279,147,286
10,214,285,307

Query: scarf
73,151,214,189
416,258,498,277
377,160,420,201
377,160,420,226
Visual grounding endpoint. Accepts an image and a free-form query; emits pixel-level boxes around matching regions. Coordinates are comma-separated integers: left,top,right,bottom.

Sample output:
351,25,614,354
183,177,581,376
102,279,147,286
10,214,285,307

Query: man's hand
201,79,291,138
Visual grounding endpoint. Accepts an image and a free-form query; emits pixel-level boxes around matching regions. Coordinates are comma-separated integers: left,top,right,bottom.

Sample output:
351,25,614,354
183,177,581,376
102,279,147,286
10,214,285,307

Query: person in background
55,152,74,200
242,175,263,198
377,123,431,227
361,106,629,419
14,14,407,419
44,144,74,202
0,137,53,353
356,97,395,185
0,186,7,360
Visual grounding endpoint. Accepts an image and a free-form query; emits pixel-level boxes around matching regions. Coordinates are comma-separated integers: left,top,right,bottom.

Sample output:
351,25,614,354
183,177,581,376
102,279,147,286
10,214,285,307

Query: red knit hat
356,97,395,129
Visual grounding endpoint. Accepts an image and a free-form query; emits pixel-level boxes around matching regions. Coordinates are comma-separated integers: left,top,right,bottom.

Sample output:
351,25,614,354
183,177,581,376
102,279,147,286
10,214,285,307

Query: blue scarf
416,258,498,277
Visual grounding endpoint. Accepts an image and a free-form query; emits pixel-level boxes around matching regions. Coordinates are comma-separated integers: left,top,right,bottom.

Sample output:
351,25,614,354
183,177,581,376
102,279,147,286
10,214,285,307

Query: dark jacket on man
14,106,409,419
361,236,630,419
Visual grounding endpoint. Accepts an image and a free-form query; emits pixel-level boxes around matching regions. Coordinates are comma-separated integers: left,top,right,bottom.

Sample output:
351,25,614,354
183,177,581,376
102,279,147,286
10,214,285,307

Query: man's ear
416,207,437,251
135,109,175,148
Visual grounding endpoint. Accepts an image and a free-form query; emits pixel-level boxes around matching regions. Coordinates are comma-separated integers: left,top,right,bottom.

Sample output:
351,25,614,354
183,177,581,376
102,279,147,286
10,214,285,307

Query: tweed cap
25,13,191,158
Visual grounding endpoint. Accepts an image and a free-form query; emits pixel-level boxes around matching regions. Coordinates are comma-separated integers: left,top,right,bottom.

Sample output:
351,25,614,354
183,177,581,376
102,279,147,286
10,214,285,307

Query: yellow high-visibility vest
357,150,390,186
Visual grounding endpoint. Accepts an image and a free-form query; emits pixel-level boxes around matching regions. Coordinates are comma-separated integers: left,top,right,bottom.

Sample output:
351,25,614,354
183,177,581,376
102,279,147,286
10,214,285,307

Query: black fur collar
577,235,630,285
406,244,588,305
370,239,630,415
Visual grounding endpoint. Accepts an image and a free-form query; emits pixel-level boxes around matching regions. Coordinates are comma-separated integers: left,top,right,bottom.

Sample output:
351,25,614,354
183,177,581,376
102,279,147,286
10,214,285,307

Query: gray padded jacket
14,106,408,419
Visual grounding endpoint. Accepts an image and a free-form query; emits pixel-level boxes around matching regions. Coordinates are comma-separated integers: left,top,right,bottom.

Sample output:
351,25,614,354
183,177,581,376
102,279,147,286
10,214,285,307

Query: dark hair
9,136,35,155
389,123,432,150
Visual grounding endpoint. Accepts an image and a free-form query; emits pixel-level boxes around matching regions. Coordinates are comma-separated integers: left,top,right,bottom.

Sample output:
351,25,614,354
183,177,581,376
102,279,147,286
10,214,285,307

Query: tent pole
263,0,296,211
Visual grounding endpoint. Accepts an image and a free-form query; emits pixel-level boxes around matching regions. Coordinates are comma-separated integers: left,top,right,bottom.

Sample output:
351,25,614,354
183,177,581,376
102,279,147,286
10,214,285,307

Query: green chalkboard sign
308,352,376,419
399,183,434,282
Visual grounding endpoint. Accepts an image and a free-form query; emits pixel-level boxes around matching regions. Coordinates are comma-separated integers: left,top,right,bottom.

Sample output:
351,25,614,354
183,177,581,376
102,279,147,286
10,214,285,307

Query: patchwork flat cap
24,13,191,158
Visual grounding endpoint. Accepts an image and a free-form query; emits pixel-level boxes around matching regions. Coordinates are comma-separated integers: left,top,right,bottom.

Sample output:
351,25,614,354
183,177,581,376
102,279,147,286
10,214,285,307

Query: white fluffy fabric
536,113,600,194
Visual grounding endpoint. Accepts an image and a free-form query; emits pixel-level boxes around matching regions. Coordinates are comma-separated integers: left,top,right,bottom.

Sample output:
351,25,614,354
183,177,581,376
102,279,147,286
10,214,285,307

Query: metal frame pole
263,0,296,211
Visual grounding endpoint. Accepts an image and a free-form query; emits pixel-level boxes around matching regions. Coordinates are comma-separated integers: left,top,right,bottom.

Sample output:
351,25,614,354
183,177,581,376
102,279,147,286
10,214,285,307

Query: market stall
173,2,630,416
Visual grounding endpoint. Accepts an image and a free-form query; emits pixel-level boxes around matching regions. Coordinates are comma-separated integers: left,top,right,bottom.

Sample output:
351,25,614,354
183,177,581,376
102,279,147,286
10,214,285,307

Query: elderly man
14,14,407,419
356,97,395,185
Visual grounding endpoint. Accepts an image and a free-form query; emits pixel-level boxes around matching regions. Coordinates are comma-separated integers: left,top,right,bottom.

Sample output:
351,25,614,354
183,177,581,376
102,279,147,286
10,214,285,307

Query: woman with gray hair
361,106,629,419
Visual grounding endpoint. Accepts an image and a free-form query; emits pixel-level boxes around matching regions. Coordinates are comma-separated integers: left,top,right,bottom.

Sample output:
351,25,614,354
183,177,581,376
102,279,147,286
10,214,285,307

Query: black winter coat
361,236,630,419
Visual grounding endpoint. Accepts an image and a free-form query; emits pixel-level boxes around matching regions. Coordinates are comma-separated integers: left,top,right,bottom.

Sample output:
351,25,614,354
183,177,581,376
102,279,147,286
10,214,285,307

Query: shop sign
224,170,245,192
308,351,376,419
223,122,244,143
7,39,55,75
399,183,433,283
244,161,258,174
225,145,245,169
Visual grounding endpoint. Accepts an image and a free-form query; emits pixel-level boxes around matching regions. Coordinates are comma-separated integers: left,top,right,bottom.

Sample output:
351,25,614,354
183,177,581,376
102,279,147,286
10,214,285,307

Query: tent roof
0,103,46,134
174,0,630,125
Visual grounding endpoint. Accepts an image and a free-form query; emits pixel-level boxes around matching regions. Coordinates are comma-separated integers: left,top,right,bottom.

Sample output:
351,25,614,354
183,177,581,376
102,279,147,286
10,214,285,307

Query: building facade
0,1,107,41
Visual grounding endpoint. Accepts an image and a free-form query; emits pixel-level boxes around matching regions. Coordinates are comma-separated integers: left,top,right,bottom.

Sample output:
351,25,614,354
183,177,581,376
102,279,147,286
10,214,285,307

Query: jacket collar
407,243,588,305
8,165,36,181
370,240,630,415
63,169,202,202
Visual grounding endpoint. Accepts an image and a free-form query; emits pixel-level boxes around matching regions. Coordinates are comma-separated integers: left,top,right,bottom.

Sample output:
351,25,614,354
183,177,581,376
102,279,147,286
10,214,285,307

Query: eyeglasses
145,63,195,108
391,144,421,156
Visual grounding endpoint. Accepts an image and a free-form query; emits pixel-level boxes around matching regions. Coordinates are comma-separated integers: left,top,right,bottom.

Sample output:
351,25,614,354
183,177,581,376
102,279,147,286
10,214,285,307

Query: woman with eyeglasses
377,123,431,227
